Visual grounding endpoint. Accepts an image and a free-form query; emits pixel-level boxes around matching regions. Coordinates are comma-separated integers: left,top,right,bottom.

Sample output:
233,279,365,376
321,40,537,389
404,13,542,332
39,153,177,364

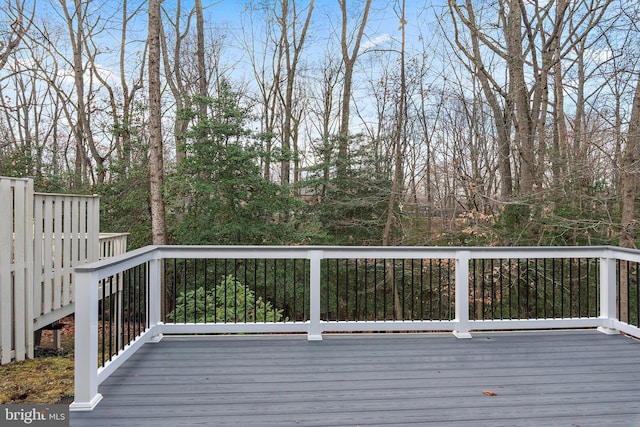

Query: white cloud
362,34,392,51
57,63,117,85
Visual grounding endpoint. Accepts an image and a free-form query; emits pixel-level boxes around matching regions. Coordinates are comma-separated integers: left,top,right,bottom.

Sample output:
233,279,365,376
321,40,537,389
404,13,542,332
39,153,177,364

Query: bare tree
619,74,640,249
0,0,33,71
277,0,313,186
306,50,341,197
196,0,206,117
336,0,371,179
241,0,313,185
160,0,194,163
381,0,406,319
90,0,146,174
59,0,110,185
240,2,282,181
448,0,612,202
149,0,166,245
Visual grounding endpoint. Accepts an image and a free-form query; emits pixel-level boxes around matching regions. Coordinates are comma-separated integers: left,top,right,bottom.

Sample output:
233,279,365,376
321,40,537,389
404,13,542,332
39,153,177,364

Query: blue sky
191,0,442,54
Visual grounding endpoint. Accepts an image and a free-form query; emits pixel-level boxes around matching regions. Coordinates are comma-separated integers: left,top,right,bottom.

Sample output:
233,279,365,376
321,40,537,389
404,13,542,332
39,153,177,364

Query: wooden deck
70,330,640,427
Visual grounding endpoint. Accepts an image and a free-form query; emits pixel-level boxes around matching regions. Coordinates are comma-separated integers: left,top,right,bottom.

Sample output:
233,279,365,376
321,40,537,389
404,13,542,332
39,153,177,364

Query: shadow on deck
70,330,640,427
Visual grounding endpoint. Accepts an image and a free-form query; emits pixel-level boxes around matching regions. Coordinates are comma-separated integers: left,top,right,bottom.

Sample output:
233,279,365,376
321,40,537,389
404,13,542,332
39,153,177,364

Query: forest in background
1,0,639,250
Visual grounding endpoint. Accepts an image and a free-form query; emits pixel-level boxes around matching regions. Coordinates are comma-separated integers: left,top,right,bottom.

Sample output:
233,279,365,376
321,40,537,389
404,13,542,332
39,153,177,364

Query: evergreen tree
166,80,307,245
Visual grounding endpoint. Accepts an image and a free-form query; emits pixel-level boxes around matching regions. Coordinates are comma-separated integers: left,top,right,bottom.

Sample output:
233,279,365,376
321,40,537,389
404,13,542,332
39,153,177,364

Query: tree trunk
381,0,406,319
337,0,371,179
279,0,314,186
196,0,207,117
148,0,167,245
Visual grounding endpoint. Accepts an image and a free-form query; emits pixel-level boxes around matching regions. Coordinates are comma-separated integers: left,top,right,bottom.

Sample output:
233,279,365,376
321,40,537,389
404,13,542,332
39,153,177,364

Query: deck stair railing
0,176,128,365
71,245,640,411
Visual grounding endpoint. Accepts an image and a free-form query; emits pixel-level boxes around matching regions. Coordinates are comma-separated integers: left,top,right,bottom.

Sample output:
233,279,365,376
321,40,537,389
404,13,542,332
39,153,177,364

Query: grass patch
0,317,75,405
0,355,74,404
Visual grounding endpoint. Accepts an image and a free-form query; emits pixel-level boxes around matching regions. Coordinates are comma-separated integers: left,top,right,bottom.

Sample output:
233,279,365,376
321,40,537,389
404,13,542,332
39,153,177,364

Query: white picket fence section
0,177,128,364
0,178,34,365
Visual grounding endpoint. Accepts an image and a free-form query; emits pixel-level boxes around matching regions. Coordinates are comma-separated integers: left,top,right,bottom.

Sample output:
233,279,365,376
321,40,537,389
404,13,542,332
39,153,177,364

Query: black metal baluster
223,259,228,323
355,259,359,321
420,259,424,320
507,259,512,319
127,268,133,342
292,259,297,323
193,259,198,323
428,259,433,320
533,258,544,319
542,259,547,318
303,259,308,322
438,259,443,320
324,259,329,321
577,258,582,317
447,259,452,320
145,263,149,331
335,259,339,321
383,259,387,320
214,259,219,324
345,259,349,321
363,259,368,320
410,259,415,320
480,259,484,320
551,259,556,318
635,261,639,325
401,259,406,320
373,259,378,320
253,259,258,323
140,264,145,333
203,259,208,323
282,260,286,323
560,259,565,318
244,260,248,323
115,273,120,355
109,276,114,361
498,259,503,319
627,260,631,324
569,258,574,317
273,259,278,322
524,259,529,318
585,258,590,317
100,278,106,367
264,259,268,322
234,260,238,323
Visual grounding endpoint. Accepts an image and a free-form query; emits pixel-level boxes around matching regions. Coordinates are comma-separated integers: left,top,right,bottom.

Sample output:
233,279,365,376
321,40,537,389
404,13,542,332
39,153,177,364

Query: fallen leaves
482,390,497,396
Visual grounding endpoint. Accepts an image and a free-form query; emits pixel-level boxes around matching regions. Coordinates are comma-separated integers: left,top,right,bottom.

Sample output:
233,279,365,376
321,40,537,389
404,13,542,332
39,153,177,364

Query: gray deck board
70,331,640,426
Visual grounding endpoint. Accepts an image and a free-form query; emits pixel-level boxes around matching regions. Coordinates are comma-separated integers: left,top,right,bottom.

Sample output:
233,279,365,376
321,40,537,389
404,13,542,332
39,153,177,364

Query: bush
167,275,284,323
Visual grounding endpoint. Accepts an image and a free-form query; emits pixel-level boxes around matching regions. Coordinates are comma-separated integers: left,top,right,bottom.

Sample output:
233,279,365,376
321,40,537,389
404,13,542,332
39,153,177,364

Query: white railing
32,192,101,331
0,178,33,365
98,233,129,260
0,176,128,365
70,245,640,411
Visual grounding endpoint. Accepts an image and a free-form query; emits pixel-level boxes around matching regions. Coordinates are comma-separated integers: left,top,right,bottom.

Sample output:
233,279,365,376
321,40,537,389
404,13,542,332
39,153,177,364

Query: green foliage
302,135,395,245
314,176,392,245
167,275,284,323
166,80,310,245
0,145,32,178
0,145,75,193
96,159,152,249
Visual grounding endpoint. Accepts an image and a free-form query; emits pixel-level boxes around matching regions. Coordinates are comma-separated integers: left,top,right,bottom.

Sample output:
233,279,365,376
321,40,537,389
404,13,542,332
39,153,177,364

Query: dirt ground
0,315,75,404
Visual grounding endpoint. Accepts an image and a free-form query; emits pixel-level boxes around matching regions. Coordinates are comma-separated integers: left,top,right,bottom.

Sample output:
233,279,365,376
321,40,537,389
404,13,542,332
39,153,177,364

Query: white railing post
148,255,163,342
598,254,618,334
308,250,323,341
454,250,472,338
70,269,103,411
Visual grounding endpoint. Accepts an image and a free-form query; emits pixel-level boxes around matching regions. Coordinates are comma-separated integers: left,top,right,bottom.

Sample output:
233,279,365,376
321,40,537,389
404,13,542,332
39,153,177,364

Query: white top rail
74,245,636,268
